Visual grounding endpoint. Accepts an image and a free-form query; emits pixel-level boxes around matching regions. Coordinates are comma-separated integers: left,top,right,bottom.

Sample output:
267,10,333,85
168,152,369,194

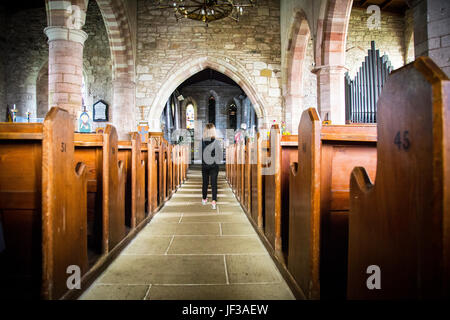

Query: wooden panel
348,57,450,299
133,133,146,226
263,125,280,256
289,107,377,300
250,133,264,230
288,109,321,300
41,107,88,300
103,126,125,251
244,141,251,212
74,138,103,254
280,139,298,262
118,143,132,228
148,137,158,214
0,108,88,300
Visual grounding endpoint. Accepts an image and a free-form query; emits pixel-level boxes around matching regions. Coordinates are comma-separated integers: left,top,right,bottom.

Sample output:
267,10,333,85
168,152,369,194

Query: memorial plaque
93,100,108,122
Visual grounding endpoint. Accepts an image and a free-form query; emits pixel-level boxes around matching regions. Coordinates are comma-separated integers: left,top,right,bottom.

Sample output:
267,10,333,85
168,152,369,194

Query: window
186,104,195,129
208,96,216,125
228,103,237,130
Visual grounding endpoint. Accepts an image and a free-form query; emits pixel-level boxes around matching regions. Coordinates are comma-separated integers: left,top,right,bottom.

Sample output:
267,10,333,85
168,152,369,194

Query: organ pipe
345,41,393,123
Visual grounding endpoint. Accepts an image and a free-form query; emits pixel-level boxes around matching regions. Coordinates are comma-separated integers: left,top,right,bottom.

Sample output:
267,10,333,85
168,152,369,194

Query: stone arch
148,55,268,131
315,0,353,124
321,0,353,67
283,9,313,133
36,62,49,118
45,0,135,136
46,0,135,82
95,0,135,82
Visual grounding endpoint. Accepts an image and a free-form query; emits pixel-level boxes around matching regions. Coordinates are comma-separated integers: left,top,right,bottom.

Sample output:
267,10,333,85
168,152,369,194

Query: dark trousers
202,165,219,201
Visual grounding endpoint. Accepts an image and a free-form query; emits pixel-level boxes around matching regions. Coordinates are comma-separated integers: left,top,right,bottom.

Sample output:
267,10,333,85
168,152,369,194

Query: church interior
0,0,449,302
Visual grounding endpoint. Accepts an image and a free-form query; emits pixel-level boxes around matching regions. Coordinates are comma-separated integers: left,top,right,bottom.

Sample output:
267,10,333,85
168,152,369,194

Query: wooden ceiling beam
381,0,394,10
359,0,370,7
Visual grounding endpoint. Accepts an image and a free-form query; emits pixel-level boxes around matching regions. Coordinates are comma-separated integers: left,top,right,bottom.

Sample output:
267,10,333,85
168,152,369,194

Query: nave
80,170,294,300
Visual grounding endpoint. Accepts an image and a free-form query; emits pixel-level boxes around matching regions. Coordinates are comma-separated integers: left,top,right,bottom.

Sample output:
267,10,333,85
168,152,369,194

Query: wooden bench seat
264,127,298,264
288,108,377,300
74,125,126,263
0,107,88,300
347,56,450,299
118,132,146,229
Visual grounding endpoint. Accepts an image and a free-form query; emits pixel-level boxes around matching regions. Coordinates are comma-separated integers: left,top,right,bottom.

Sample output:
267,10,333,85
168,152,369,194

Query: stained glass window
186,104,195,129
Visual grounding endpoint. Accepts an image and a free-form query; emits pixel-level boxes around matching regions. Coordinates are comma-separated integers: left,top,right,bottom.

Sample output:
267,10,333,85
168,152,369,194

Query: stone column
45,26,88,127
284,93,302,134
412,0,450,76
315,65,346,124
112,79,136,139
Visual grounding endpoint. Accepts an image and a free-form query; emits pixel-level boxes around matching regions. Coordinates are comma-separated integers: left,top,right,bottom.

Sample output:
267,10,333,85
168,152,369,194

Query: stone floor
80,169,294,300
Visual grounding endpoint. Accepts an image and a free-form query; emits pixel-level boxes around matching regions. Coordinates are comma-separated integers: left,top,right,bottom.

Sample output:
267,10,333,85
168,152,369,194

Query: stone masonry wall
4,7,48,118
180,80,245,139
413,0,450,76
1,1,112,125
0,5,6,121
136,0,282,128
345,7,410,78
302,37,317,113
83,0,113,130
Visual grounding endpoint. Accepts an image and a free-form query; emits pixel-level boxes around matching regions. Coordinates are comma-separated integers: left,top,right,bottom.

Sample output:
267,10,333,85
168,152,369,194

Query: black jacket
202,139,220,168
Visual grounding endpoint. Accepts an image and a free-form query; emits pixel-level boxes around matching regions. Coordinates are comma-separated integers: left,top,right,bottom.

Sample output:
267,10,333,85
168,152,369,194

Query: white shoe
202,199,208,205
211,201,216,210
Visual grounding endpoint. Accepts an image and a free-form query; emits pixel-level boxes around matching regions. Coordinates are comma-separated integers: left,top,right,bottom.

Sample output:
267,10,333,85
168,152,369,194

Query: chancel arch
147,55,268,132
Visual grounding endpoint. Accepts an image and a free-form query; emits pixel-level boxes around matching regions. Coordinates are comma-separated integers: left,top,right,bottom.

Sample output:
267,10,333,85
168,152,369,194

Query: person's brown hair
203,123,216,140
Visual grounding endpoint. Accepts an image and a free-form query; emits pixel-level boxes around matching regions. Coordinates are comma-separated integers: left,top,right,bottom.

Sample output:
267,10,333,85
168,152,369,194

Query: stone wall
179,80,244,139
302,38,317,116
345,7,410,78
136,0,282,129
404,8,415,64
4,7,48,118
83,0,113,130
413,0,450,76
1,1,112,124
0,5,6,121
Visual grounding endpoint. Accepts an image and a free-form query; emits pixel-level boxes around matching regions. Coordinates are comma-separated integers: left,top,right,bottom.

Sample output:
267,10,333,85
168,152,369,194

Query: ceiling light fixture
147,0,257,26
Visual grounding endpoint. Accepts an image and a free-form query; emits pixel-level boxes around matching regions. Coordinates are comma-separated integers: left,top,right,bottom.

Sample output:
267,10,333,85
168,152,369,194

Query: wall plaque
93,100,108,122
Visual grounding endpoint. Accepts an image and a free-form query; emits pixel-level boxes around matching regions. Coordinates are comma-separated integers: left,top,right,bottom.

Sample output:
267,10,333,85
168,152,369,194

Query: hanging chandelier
147,0,257,26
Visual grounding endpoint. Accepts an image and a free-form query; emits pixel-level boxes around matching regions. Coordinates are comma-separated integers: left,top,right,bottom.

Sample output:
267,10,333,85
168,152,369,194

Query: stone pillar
315,65,346,124
412,0,450,76
284,93,302,134
112,79,136,139
45,26,88,127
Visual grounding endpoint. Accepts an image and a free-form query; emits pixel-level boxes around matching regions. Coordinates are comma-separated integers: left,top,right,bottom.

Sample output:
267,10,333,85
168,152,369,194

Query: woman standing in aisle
201,123,220,210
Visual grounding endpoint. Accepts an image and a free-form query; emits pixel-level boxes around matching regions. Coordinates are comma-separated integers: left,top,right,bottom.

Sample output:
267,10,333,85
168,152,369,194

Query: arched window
208,96,216,125
186,103,195,129
228,103,237,130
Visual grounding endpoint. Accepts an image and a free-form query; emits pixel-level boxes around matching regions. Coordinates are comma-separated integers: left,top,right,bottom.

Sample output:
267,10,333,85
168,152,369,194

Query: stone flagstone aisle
80,169,294,300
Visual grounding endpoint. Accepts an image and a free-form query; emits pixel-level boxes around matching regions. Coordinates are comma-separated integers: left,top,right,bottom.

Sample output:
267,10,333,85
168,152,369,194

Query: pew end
347,56,450,299
349,166,374,196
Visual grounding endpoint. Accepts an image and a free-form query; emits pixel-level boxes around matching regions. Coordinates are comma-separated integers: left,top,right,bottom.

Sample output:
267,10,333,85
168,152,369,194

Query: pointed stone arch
147,55,267,131
283,9,314,133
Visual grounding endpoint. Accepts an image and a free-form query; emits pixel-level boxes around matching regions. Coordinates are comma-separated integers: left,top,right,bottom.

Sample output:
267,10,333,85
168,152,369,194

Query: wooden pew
149,133,164,212
74,125,126,261
347,57,450,299
288,108,377,300
249,133,264,230
226,145,230,182
243,138,252,213
0,107,87,300
264,125,298,264
118,133,146,229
